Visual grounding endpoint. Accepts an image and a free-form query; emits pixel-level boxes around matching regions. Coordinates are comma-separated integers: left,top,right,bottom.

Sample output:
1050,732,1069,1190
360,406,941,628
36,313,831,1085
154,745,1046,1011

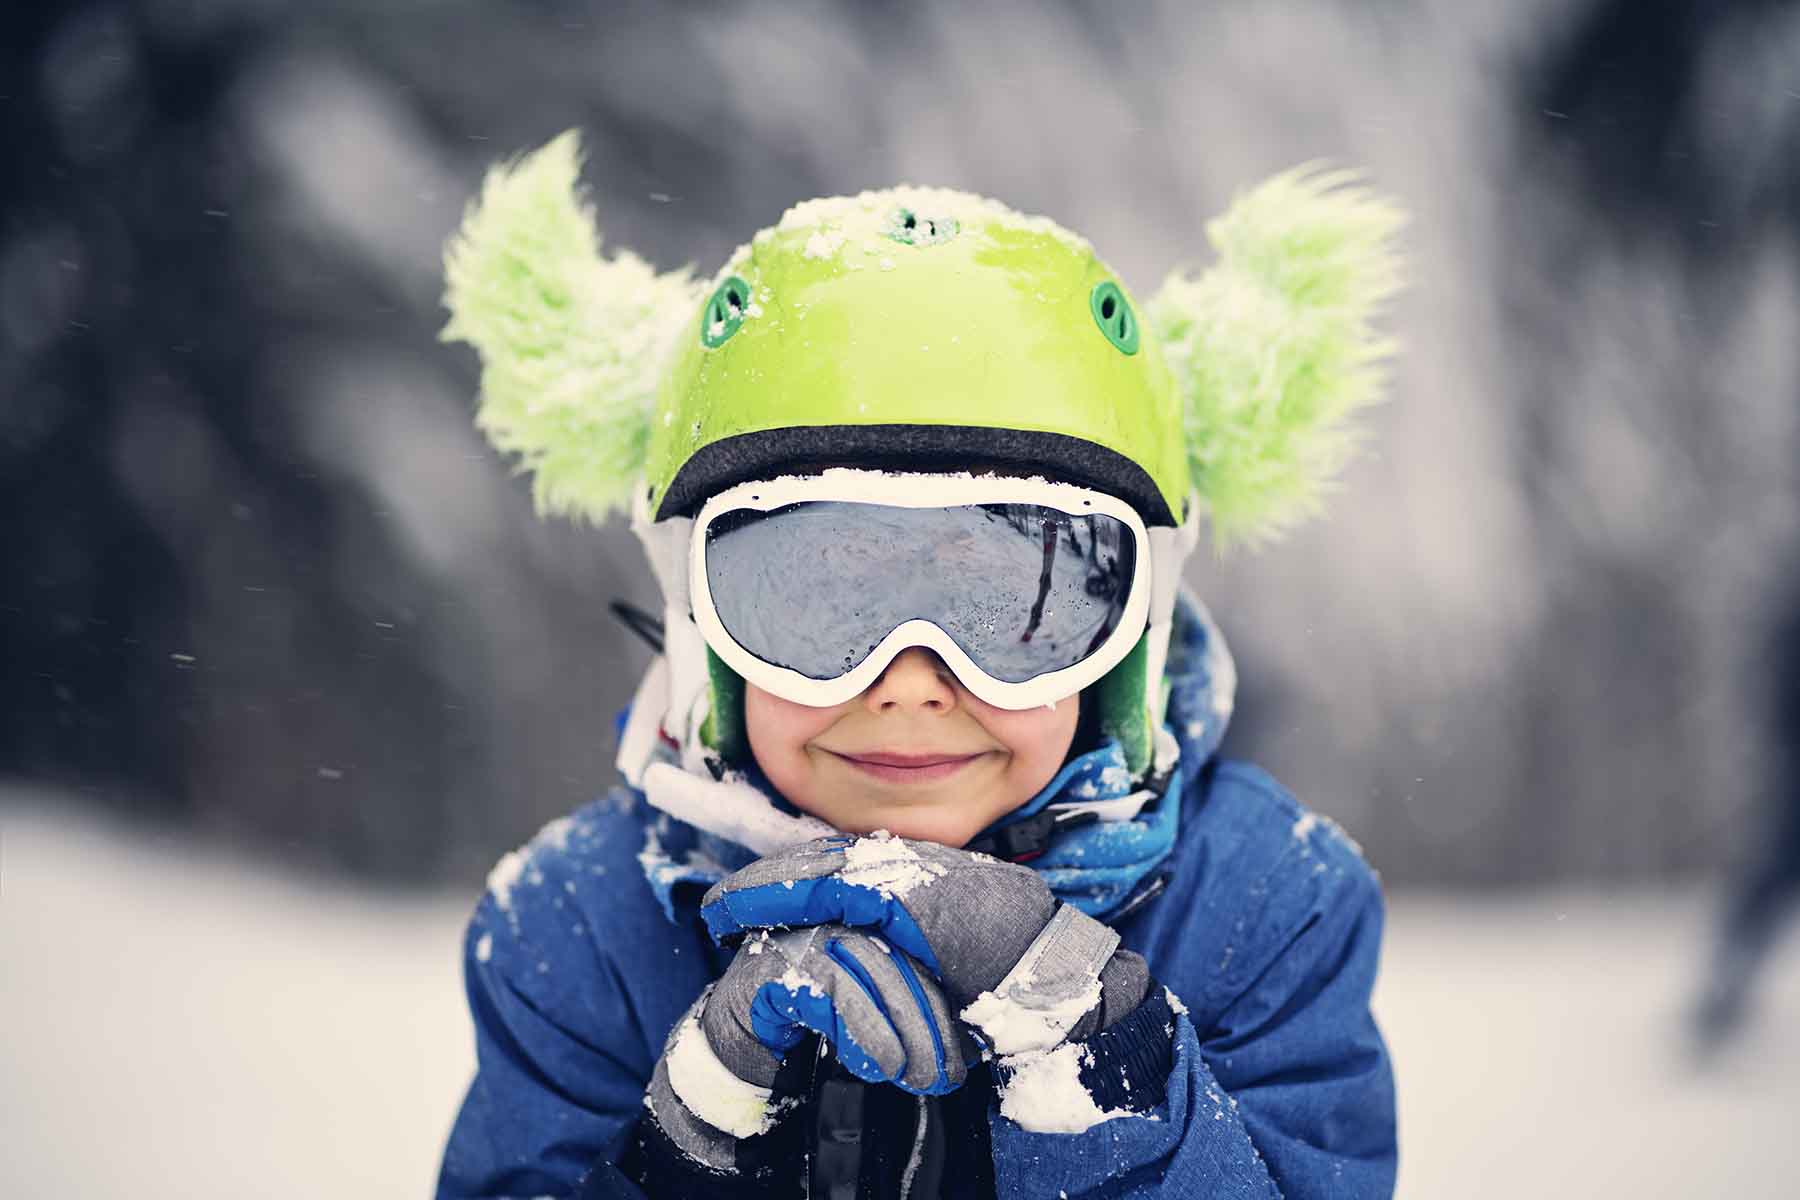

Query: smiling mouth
824,749,988,783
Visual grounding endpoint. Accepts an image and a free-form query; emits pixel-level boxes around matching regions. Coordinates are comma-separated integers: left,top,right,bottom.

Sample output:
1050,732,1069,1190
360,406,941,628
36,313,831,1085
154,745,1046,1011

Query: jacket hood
630,589,1236,923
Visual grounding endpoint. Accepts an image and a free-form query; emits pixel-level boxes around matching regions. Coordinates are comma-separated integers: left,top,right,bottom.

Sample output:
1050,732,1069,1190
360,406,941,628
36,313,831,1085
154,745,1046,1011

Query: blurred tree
10,0,1797,890
2,3,482,878
1507,0,1800,880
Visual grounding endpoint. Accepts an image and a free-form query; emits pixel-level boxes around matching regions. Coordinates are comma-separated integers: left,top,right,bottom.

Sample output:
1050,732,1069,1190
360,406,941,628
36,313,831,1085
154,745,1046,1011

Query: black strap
608,598,665,655
963,807,1099,863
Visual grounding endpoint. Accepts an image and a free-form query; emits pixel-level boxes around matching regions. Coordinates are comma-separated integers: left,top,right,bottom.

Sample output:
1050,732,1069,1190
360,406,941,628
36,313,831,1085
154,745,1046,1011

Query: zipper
898,1095,929,1199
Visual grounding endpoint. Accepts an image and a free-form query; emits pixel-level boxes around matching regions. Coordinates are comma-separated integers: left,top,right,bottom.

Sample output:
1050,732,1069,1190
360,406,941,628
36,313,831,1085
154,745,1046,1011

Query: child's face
744,647,1081,847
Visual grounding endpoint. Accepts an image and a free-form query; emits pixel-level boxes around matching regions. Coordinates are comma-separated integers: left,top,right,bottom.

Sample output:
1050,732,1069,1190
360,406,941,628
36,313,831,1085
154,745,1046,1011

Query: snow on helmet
441,131,1404,775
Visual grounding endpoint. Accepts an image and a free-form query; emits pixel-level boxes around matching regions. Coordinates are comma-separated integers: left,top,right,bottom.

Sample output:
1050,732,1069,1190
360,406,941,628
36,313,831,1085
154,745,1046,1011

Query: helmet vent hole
1089,281,1140,355
701,275,752,348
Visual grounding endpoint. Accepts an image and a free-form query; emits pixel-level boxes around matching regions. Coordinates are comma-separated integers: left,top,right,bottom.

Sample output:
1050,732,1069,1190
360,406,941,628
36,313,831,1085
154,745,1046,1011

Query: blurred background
5,0,1800,1195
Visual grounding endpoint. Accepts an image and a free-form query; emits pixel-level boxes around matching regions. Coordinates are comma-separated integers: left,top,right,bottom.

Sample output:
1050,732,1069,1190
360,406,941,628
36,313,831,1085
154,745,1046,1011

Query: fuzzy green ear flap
441,130,705,524
1149,166,1405,551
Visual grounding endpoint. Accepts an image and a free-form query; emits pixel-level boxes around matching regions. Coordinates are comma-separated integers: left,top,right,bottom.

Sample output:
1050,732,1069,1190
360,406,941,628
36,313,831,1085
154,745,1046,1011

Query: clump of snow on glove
841,830,948,899
962,971,1104,1057
776,965,825,997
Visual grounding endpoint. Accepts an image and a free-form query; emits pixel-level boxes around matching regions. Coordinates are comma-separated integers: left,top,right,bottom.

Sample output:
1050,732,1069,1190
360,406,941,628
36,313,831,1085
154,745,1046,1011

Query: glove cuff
1073,983,1176,1112
646,988,800,1173
668,1003,788,1138
645,1052,743,1174
959,904,1120,1056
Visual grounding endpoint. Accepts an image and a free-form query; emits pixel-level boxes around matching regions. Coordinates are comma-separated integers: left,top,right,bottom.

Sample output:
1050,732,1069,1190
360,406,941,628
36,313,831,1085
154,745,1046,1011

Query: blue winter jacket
437,600,1396,1197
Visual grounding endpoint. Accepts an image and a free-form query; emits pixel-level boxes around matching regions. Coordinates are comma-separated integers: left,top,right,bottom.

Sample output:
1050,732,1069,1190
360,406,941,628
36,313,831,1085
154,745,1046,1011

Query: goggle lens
703,500,1137,685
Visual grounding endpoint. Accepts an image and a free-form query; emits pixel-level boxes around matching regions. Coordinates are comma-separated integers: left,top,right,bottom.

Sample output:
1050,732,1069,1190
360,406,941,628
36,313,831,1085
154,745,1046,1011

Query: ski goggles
689,471,1153,709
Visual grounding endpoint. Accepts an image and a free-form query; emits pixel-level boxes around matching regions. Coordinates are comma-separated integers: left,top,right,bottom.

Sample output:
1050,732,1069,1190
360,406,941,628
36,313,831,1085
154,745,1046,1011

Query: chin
829,802,982,848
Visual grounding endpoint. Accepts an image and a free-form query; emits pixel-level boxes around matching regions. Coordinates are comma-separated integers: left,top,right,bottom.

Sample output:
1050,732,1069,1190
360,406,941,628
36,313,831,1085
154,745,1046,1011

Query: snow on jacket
437,597,1397,1198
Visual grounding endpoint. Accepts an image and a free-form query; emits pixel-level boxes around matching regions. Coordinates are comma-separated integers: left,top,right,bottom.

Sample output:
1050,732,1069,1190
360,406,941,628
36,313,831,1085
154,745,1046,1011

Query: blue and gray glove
701,833,1150,1057
644,923,967,1172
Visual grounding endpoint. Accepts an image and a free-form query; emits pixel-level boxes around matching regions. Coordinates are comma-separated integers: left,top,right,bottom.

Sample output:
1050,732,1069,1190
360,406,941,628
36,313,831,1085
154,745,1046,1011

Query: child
434,132,1403,1199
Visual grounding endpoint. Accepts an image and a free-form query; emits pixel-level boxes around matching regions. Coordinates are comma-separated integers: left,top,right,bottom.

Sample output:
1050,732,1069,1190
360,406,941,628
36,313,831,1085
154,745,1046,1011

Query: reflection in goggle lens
705,500,1137,683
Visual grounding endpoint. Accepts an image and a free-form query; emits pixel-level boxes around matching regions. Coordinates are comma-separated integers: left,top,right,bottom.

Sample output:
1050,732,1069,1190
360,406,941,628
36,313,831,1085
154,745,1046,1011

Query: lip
825,749,988,783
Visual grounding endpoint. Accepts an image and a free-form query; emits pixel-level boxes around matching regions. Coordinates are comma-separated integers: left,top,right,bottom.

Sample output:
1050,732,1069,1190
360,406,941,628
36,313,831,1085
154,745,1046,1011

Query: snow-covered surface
771,185,1092,256
1,800,474,1199
5,799,1800,1197
1374,891,1800,1197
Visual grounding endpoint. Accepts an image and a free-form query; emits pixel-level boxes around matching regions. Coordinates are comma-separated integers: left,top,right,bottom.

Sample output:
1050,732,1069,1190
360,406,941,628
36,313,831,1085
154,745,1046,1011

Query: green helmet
441,132,1403,773
645,188,1188,528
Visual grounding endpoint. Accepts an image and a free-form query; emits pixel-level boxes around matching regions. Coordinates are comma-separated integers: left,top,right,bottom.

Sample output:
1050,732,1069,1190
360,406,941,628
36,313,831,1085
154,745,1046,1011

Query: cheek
980,698,1082,778
744,686,838,772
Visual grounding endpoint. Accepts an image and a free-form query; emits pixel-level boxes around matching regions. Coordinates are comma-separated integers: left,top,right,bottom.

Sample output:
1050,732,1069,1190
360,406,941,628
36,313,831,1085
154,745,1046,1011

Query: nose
865,647,957,714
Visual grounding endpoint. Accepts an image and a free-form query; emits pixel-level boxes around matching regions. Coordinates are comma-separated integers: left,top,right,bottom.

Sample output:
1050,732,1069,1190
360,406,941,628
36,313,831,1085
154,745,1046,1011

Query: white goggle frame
689,469,1154,710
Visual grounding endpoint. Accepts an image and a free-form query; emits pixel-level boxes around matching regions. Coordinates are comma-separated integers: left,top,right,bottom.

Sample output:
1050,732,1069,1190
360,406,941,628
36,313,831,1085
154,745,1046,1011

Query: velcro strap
960,905,1120,1056
988,983,1175,1117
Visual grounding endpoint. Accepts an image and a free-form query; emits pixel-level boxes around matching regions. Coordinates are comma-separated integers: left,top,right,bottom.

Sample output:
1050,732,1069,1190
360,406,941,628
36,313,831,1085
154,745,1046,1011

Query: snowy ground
5,799,1798,1198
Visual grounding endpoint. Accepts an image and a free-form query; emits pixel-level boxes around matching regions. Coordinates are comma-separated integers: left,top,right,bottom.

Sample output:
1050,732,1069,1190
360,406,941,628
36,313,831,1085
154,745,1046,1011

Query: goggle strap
1142,508,1203,728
